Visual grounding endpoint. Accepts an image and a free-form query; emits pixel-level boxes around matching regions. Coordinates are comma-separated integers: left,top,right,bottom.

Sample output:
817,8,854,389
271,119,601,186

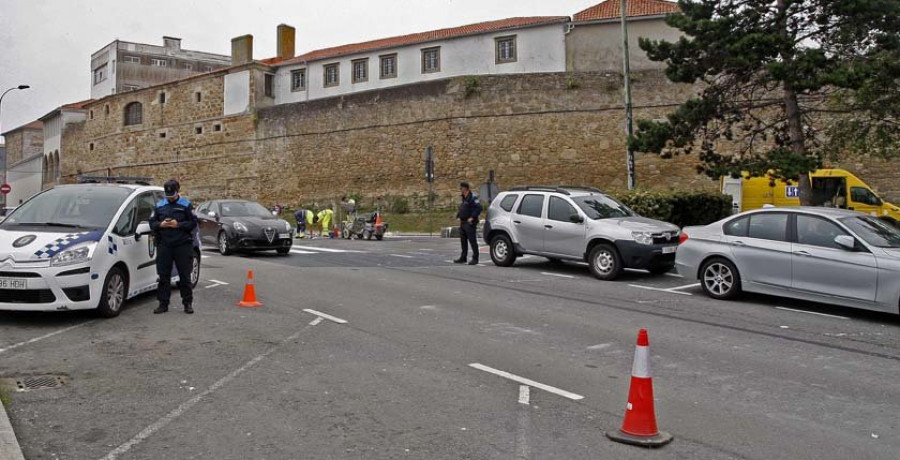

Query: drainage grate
13,375,68,392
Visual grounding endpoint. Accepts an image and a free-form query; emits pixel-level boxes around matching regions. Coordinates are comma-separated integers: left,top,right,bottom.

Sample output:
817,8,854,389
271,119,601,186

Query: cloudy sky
0,0,598,138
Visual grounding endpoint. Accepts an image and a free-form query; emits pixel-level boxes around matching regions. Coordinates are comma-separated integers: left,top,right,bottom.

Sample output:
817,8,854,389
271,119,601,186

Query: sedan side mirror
570,214,585,224
208,211,217,218
834,235,857,251
135,221,152,241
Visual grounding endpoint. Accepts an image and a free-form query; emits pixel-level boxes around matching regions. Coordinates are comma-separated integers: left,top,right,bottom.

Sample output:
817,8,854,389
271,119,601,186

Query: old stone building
38,100,91,190
1,121,43,205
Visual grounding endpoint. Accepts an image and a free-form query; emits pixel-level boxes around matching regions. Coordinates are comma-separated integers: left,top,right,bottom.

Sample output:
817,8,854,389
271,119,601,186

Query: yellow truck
722,169,900,221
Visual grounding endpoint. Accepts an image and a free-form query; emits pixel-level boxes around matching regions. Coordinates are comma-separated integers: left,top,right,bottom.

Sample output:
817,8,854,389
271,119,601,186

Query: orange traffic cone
237,270,263,308
606,329,673,448
375,212,383,228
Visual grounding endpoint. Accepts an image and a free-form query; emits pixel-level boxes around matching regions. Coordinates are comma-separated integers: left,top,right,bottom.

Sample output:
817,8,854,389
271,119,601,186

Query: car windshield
572,195,634,220
219,201,272,218
840,216,900,248
0,186,133,230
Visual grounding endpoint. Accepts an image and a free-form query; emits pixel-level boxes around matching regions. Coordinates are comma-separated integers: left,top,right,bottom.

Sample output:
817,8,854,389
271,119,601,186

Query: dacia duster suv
483,186,680,280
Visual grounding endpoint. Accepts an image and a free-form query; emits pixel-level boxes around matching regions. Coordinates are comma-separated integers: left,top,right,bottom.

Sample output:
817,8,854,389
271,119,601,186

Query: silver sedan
676,207,900,314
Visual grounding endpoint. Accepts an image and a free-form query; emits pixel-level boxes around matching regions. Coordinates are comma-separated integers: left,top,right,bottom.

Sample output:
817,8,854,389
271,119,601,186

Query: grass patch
0,384,11,408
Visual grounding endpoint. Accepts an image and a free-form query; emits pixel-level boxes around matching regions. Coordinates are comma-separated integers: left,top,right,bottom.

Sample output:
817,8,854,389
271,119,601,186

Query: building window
204,66,213,72
123,55,141,64
352,59,369,83
264,74,275,98
324,63,340,87
159,132,167,139
214,124,222,132
380,54,397,79
105,105,110,116
124,102,143,126
184,63,193,71
89,143,94,151
93,64,107,85
195,126,203,135
151,58,167,67
291,69,306,91
159,92,166,104
89,110,94,120
195,92,202,102
422,47,441,74
496,36,517,63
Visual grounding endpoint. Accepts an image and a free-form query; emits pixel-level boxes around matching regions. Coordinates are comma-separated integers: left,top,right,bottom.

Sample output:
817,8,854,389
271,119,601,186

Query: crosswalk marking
295,246,362,253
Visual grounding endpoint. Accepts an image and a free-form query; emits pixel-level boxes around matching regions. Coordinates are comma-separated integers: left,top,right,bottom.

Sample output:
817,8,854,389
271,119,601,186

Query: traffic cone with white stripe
237,270,263,308
606,329,673,448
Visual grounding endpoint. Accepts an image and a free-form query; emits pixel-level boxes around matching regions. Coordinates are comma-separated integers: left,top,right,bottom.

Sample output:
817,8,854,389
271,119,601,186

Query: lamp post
620,0,636,190
0,85,31,136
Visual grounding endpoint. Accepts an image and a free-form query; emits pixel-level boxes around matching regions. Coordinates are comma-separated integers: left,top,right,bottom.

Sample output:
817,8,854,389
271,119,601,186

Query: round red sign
0,184,10,195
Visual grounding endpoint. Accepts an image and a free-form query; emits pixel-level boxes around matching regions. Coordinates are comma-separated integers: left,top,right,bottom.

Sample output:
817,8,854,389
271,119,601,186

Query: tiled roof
573,0,679,22
1,120,42,136
61,99,93,110
278,16,569,66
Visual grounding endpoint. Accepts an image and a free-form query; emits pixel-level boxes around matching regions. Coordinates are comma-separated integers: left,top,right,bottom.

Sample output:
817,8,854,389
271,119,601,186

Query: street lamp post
0,85,31,136
620,0,636,190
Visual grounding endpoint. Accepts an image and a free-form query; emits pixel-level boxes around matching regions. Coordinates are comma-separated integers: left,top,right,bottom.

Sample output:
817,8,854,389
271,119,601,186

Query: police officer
150,179,198,314
454,182,483,265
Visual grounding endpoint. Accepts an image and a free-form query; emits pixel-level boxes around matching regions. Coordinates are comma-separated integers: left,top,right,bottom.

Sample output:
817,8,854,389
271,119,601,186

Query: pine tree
631,0,900,205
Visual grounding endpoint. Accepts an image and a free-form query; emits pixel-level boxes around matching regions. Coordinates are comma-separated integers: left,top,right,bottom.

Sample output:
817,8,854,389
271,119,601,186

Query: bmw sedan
195,200,293,255
676,207,900,314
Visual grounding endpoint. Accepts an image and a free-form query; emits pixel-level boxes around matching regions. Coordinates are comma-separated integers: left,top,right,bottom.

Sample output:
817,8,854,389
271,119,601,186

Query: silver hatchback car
483,186,680,280
677,207,900,313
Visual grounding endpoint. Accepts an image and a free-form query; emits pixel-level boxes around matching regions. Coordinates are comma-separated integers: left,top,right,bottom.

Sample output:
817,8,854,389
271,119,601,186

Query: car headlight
632,232,654,245
283,221,291,232
51,242,96,266
233,222,248,233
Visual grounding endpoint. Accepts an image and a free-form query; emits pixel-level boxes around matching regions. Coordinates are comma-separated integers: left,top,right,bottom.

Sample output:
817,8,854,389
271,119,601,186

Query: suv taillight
679,232,689,245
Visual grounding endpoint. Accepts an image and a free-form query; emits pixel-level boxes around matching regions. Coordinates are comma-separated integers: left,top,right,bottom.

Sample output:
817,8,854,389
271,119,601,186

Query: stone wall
5,128,43,166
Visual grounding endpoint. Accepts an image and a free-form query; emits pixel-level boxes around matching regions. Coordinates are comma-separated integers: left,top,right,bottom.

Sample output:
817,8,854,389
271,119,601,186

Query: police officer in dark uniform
454,182,483,265
150,179,198,314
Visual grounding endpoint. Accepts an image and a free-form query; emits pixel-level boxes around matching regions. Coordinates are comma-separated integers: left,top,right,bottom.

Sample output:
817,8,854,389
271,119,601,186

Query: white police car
0,183,200,317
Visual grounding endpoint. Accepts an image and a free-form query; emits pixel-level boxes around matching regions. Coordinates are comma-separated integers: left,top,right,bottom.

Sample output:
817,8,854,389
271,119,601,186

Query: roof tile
573,0,679,22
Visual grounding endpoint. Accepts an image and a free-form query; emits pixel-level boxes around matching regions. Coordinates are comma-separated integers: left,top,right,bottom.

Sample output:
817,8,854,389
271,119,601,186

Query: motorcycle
341,211,388,240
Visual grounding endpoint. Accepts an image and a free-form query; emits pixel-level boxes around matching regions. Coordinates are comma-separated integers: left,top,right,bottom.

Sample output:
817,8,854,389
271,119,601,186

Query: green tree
631,0,900,205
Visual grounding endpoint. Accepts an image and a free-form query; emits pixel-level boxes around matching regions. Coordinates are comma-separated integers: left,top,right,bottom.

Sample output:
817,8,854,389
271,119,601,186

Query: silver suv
483,186,680,280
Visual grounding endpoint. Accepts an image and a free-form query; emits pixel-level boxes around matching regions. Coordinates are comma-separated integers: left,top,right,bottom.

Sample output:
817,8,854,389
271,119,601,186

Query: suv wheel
490,235,517,267
588,244,622,281
700,258,741,300
97,266,126,318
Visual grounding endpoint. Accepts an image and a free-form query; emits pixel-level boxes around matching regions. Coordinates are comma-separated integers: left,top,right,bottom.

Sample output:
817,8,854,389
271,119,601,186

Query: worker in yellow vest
317,207,335,238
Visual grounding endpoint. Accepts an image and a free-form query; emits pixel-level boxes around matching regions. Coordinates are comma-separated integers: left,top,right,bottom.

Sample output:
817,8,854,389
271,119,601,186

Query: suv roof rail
77,175,154,186
556,185,605,194
508,186,571,195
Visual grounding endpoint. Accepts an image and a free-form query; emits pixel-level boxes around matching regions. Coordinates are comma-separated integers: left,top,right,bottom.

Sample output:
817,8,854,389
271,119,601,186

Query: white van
0,183,200,317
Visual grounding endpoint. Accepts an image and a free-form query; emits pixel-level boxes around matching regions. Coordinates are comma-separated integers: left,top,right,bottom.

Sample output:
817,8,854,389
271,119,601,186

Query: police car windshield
219,201,272,218
0,186,133,230
572,195,634,220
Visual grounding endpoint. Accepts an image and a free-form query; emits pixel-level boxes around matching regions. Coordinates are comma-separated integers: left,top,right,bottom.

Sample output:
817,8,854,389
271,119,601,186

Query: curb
0,399,25,460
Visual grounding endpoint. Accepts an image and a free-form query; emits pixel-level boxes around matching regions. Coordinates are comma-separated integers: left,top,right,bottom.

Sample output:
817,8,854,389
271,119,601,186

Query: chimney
231,34,254,65
163,36,182,50
277,24,296,60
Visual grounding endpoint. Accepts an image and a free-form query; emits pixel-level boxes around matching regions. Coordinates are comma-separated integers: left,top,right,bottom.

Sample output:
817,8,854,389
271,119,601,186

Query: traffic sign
0,183,10,195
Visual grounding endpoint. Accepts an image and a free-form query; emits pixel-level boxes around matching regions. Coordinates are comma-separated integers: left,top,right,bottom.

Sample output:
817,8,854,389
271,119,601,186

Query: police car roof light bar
77,175,154,186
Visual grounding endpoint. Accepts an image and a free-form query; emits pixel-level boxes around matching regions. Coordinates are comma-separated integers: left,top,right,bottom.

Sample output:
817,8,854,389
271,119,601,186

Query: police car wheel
97,267,126,318
218,232,233,256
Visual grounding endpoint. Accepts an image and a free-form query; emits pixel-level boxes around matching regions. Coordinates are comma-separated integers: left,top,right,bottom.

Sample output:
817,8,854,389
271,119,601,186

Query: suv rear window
517,194,544,218
499,194,518,212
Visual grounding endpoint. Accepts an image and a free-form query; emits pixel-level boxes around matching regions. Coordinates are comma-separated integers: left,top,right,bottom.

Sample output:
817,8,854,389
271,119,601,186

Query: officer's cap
164,179,180,198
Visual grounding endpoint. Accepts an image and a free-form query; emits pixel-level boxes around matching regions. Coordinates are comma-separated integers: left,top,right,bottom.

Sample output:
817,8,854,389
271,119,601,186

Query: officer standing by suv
454,182,483,265
150,179,198,314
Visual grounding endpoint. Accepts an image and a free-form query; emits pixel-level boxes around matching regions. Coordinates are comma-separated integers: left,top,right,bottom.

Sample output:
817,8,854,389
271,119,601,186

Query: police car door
110,192,158,297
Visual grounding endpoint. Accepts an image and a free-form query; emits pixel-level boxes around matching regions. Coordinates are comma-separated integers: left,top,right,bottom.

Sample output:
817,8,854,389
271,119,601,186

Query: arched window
43,156,49,183
53,151,60,180
124,102,143,126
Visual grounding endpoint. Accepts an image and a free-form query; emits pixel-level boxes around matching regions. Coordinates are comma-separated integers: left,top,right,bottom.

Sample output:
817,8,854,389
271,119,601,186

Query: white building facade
39,103,89,188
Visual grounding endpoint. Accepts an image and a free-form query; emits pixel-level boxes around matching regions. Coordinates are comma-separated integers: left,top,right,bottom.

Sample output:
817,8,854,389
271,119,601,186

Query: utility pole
425,145,435,237
620,0,636,190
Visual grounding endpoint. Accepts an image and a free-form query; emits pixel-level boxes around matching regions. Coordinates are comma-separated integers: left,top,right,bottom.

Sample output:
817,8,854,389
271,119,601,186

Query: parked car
0,207,16,223
677,207,900,313
0,182,199,317
196,200,293,255
483,186,680,280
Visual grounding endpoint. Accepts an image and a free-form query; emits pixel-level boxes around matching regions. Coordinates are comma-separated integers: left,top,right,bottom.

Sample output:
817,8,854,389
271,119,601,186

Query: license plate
278,233,291,239
0,278,27,290
662,246,677,254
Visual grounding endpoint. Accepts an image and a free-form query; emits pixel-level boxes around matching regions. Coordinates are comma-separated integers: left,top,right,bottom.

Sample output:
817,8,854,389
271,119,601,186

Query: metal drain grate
14,375,67,392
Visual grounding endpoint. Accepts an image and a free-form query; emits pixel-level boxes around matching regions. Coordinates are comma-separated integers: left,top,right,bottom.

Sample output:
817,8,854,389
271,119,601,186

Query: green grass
0,385,11,408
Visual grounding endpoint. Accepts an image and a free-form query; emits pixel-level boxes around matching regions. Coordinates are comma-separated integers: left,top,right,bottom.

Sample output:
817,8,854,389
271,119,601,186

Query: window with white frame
324,63,340,87
352,59,369,83
291,69,306,91
123,55,141,64
422,47,441,74
380,54,397,79
151,58,167,67
496,36,517,63
93,64,107,85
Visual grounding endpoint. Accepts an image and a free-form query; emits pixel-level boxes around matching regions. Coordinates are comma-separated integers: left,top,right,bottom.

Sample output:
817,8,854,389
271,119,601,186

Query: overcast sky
0,0,599,139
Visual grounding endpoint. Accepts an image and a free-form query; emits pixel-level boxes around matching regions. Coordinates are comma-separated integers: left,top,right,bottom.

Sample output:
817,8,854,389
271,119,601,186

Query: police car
0,181,200,317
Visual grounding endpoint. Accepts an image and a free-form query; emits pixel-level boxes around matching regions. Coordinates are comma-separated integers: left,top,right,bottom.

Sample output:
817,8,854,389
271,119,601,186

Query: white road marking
298,246,360,253
775,307,849,320
0,322,93,355
390,254,414,259
302,309,348,324
628,284,693,296
309,316,324,326
99,328,306,460
469,363,584,401
204,280,229,289
518,385,530,405
664,272,684,278
289,249,318,254
540,272,575,279
668,283,701,292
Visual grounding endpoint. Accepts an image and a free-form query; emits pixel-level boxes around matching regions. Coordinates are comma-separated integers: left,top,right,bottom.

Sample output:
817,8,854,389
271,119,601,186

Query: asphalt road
1,236,899,459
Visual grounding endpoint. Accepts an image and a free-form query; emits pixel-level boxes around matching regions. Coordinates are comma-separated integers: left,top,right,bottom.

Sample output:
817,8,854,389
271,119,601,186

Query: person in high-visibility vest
317,207,335,238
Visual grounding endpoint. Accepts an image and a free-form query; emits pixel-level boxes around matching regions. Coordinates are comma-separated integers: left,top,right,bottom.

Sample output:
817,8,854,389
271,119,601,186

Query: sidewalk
0,398,25,460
